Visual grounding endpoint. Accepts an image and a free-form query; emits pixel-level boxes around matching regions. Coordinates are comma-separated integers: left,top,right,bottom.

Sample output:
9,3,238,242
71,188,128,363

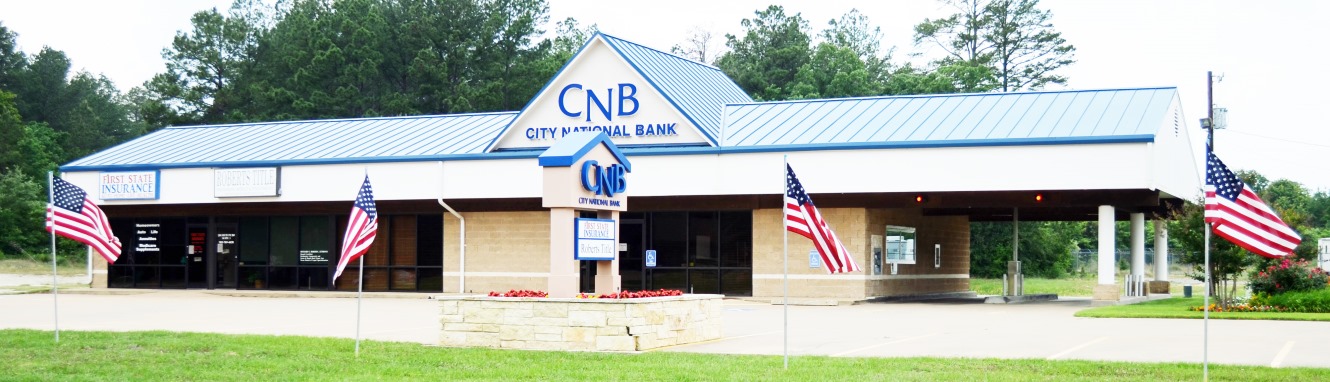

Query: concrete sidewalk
3,291,1329,369
668,299,1330,369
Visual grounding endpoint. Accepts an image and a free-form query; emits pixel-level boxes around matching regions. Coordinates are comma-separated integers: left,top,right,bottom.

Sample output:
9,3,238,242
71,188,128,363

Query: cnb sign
559,83,639,122
539,131,631,211
581,160,626,197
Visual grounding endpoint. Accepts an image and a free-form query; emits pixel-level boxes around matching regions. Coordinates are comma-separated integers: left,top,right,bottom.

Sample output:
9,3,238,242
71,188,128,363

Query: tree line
2,0,1319,284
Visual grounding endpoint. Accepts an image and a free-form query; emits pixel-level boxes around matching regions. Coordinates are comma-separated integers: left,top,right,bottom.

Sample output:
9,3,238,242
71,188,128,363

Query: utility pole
1207,71,1214,151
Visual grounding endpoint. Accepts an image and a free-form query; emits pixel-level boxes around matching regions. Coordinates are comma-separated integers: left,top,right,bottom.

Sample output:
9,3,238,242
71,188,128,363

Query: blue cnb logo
581,160,627,197
558,83,639,122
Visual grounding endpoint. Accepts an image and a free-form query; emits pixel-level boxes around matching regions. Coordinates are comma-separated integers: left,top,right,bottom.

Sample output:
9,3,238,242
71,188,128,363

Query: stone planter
438,294,722,352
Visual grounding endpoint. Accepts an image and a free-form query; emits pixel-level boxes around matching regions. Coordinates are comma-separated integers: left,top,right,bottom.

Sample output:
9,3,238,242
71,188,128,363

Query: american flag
46,177,122,263
1204,152,1301,258
334,176,379,281
785,164,859,274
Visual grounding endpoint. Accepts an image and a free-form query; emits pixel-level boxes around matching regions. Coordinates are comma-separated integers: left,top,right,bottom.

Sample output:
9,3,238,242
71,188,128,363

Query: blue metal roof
599,33,754,144
63,113,517,171
722,87,1176,148
538,131,632,171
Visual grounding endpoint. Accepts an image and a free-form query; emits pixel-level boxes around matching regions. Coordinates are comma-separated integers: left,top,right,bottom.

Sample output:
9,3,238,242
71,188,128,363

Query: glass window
364,268,389,290
335,268,359,291
391,216,417,266
267,267,298,289
362,216,390,266
417,215,443,266
299,216,332,265
721,269,752,296
391,269,417,290
688,212,718,267
718,211,752,268
160,267,186,288
269,217,299,266
650,212,687,267
159,218,186,246
418,268,443,291
885,225,917,264
239,266,266,289
239,218,269,265
109,266,134,288
131,219,162,265
689,269,719,294
134,266,159,287
649,269,686,291
298,267,329,290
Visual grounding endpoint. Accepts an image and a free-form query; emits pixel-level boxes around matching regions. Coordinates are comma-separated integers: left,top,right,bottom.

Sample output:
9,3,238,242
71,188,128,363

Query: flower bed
1250,258,1328,295
439,293,721,352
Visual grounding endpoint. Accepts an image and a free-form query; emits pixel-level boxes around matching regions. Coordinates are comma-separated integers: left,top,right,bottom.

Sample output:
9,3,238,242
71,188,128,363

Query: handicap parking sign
645,250,657,267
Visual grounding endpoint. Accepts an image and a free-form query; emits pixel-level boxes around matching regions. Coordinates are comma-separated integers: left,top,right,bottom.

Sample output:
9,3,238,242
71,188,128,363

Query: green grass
1075,297,1330,321
1,330,1325,381
0,259,86,276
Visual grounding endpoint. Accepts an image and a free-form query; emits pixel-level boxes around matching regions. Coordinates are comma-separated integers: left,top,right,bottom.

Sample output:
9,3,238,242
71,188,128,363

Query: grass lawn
2,330,1325,381
1075,297,1330,322
0,259,87,276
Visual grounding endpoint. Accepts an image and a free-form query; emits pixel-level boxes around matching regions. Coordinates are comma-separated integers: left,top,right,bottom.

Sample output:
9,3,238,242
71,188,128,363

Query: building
60,33,1202,301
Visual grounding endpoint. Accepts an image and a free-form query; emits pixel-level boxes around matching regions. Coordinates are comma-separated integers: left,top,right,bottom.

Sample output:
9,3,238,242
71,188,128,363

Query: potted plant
247,272,264,289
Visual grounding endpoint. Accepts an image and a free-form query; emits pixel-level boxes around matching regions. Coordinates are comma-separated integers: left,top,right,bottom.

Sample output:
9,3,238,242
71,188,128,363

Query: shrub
588,289,683,299
488,289,547,297
1248,258,1329,295
1251,289,1330,313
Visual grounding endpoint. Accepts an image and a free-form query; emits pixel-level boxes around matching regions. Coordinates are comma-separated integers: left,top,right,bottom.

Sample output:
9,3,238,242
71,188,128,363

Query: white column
1154,221,1169,281
1098,205,1116,285
1130,213,1145,278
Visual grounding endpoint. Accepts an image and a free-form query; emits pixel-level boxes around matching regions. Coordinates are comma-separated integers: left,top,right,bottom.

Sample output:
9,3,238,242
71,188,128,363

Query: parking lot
2,291,1328,368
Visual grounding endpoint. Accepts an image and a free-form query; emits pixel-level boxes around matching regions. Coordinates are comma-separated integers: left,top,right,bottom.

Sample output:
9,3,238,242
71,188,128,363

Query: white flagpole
355,254,364,356
1203,226,1210,381
48,171,59,343
782,155,789,370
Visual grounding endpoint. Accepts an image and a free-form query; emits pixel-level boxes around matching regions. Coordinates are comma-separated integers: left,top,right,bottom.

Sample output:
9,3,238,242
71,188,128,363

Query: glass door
214,223,239,289
187,225,208,288
619,220,645,291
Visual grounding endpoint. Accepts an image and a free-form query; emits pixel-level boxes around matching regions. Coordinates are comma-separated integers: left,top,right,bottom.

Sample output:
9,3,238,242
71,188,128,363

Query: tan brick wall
865,209,971,297
861,210,968,296
752,208,869,300
444,211,552,293
752,208,972,299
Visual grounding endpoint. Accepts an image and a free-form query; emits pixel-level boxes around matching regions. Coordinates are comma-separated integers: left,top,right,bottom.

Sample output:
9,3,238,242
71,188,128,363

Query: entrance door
619,220,645,291
214,223,239,289
186,226,208,288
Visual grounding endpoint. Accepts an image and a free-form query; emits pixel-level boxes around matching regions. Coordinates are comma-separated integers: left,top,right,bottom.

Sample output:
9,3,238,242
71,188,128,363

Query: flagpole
1203,226,1210,381
48,171,59,343
782,155,789,370
355,167,366,357
355,256,364,356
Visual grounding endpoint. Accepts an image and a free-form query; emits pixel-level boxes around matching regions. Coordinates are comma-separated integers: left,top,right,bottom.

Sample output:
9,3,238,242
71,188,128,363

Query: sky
3,0,1328,192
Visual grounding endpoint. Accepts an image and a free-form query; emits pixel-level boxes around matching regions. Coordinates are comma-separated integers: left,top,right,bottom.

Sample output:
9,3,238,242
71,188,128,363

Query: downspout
437,161,465,293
